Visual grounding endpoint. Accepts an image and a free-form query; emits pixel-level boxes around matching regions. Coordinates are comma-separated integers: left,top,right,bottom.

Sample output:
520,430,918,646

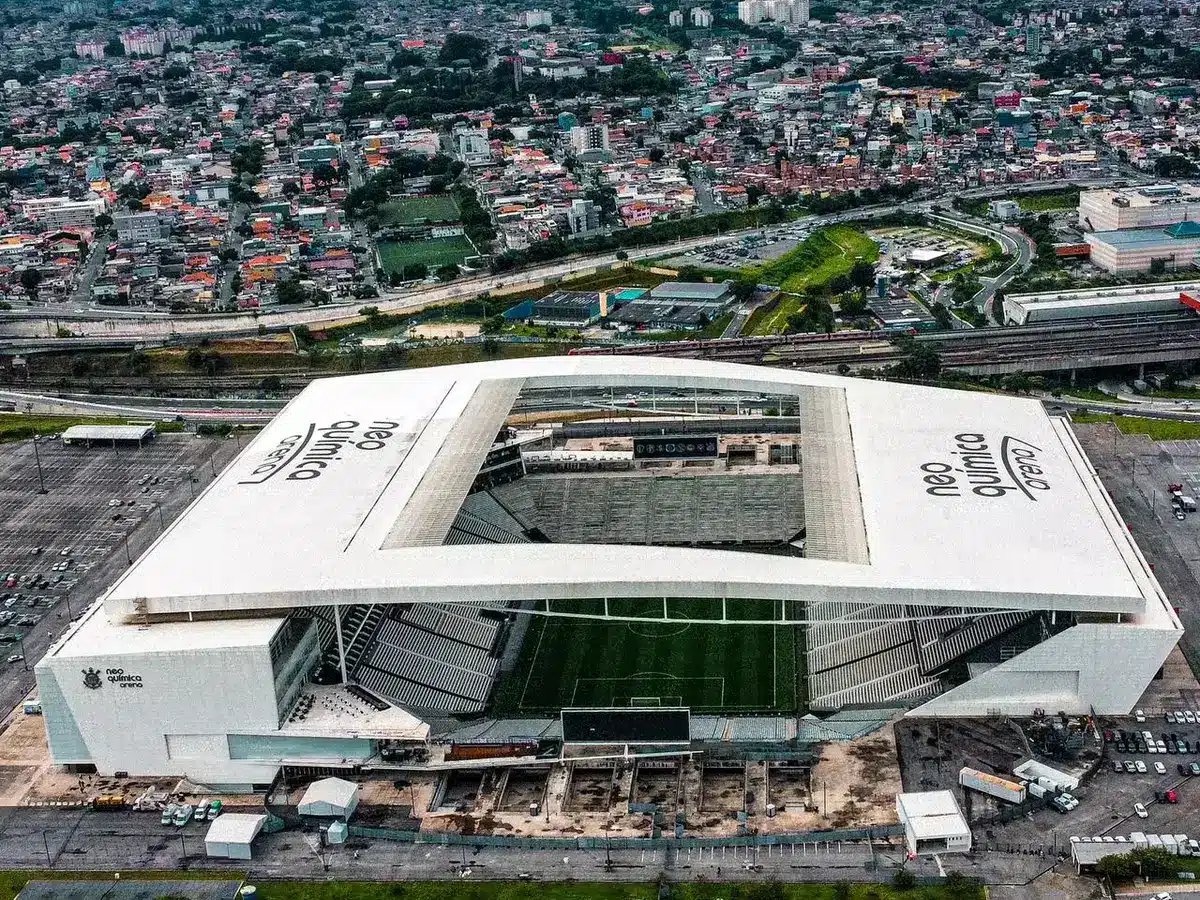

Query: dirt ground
803,724,902,831
410,323,481,339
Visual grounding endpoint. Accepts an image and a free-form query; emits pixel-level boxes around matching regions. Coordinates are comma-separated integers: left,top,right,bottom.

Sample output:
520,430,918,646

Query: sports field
493,599,805,714
379,195,461,225
377,236,476,272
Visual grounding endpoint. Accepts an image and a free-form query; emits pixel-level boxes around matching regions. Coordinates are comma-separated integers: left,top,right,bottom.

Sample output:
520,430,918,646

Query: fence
348,823,905,851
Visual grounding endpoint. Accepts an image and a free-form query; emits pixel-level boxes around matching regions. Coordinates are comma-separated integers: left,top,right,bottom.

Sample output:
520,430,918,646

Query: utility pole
42,830,51,867
124,530,132,566
31,437,47,494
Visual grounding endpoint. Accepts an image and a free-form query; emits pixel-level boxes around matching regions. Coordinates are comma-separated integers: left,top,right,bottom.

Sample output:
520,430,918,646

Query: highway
0,176,1098,345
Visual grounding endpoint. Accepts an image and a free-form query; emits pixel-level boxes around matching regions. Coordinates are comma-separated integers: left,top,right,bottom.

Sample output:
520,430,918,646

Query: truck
1150,834,1165,850
1132,832,1148,850
1028,782,1048,799
1163,835,1180,855
91,795,126,811
959,767,1027,804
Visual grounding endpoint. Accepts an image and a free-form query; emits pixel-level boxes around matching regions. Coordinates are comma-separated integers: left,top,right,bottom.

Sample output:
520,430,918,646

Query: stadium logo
82,667,102,690
920,433,1050,501
239,419,401,485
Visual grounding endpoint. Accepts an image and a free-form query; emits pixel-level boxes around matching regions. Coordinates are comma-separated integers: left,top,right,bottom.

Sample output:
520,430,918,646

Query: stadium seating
492,475,805,546
350,603,506,713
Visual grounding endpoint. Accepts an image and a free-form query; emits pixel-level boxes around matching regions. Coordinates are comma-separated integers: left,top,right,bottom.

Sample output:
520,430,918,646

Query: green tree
481,315,505,334
1095,852,1137,882
849,259,876,292
19,267,41,300
893,336,941,380
892,868,917,890
436,264,460,282
259,375,283,392
840,293,868,317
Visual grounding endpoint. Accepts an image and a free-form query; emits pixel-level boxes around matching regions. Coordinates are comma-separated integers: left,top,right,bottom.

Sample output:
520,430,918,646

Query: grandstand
35,357,1182,786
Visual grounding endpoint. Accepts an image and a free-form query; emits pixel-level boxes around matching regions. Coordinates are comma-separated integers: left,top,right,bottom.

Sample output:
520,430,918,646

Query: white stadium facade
34,358,1180,789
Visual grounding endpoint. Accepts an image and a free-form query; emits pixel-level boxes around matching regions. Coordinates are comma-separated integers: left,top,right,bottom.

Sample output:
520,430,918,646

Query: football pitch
377,236,477,272
493,600,805,714
379,195,461,225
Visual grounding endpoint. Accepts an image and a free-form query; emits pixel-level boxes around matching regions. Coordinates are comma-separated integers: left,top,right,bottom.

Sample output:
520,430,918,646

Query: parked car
1156,762,1167,775
1114,760,1125,773
1125,761,1137,773
1136,760,1148,773
1135,802,1149,818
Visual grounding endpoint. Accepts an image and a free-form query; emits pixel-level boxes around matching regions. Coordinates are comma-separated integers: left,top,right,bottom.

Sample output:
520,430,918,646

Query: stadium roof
100,357,1175,626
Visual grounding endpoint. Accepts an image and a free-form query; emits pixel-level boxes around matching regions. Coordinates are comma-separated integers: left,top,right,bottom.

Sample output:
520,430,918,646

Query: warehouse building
896,792,971,856
648,281,734,305
1085,221,1200,274
1003,280,1200,325
35,358,1181,787
530,290,604,326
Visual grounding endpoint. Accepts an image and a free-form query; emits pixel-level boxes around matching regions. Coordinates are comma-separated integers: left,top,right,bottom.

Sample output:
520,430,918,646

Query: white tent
205,813,267,860
298,776,360,819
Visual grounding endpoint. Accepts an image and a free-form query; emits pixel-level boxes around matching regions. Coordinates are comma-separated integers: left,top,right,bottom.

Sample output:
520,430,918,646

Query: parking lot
668,224,814,271
0,432,238,720
888,420,1200,857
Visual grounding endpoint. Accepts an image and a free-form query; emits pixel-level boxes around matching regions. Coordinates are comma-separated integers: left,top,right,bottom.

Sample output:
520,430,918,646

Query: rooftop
1087,226,1200,248
649,281,732,301
91,358,1175,628
897,790,971,840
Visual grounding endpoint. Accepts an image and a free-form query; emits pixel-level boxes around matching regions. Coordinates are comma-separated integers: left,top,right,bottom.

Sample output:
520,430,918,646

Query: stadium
35,357,1180,790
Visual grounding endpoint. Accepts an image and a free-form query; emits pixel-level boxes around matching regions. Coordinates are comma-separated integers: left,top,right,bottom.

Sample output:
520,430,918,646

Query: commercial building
20,196,106,230
737,0,765,24
1003,281,1200,325
896,791,971,855
989,199,1021,221
1085,221,1200,274
570,124,610,156
114,212,168,245
1078,184,1200,232
649,281,733,304
1025,23,1041,57
530,290,604,326
35,358,1181,786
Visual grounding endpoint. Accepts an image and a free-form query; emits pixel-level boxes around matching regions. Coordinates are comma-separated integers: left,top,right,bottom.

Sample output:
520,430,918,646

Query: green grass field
0,414,185,442
744,227,879,335
1016,189,1080,212
1071,412,1200,441
494,599,804,714
378,236,477,272
379,195,461,225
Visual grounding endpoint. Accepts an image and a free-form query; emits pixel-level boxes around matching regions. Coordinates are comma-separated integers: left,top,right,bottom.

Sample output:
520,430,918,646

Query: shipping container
959,767,1027,804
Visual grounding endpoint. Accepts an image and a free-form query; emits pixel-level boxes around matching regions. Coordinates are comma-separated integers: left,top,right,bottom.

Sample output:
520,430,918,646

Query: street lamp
31,436,47,495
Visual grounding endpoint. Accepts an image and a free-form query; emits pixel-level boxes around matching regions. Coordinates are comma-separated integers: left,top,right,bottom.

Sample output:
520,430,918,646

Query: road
0,175,1127,343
